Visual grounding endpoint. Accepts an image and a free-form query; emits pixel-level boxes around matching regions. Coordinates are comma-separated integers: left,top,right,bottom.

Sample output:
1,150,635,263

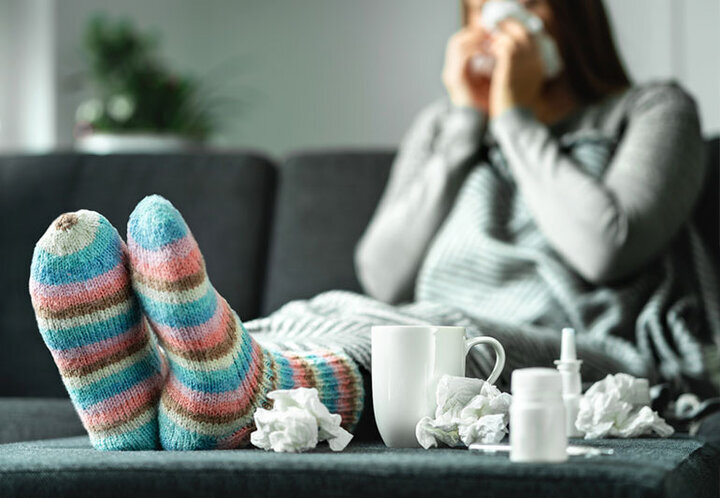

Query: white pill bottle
510,368,568,463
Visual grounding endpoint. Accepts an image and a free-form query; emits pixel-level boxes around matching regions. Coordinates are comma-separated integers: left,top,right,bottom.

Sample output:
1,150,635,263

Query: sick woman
29,0,717,451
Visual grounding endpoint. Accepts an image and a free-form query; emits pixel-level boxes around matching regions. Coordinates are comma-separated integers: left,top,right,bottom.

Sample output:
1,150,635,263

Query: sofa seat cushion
0,435,717,498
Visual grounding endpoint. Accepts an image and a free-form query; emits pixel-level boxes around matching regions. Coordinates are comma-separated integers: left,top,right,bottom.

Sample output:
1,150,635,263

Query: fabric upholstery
262,150,394,315
696,410,720,451
0,435,717,498
695,138,719,252
0,153,276,397
0,398,84,444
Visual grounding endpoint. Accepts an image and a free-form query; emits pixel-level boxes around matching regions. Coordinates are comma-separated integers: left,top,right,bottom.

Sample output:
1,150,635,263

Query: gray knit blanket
248,135,720,389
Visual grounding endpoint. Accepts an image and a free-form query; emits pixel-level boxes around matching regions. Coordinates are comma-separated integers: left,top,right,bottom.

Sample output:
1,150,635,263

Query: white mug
371,325,506,448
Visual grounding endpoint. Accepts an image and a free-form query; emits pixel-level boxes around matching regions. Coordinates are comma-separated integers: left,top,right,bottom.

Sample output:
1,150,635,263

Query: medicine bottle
510,368,567,463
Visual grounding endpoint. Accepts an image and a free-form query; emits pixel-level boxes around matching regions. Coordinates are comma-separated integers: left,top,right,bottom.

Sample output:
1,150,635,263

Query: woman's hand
442,27,492,111
488,19,545,118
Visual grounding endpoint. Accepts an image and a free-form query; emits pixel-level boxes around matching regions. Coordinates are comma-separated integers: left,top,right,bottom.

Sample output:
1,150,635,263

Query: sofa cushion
0,435,717,498
0,153,276,397
0,398,84,444
262,150,393,315
695,138,719,254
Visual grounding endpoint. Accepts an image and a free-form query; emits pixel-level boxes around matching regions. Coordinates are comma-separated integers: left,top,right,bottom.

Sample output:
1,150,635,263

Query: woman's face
464,0,556,37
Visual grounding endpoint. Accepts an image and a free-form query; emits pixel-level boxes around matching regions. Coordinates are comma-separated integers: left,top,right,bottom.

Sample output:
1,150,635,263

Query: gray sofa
0,142,718,497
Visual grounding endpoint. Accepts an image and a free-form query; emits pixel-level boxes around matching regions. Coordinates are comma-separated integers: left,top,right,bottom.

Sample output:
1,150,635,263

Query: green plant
76,16,213,139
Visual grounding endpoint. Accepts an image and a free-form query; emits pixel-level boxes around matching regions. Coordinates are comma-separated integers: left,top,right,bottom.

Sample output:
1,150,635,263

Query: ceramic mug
371,325,506,448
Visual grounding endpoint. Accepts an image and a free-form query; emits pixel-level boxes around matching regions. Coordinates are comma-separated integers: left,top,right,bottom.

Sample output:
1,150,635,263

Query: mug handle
464,336,506,386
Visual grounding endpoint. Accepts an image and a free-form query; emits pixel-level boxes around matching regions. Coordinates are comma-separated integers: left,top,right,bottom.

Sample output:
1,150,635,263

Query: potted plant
74,16,214,153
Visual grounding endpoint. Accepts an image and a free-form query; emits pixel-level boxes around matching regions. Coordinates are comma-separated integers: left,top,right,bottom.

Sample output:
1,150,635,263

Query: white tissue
481,0,544,33
415,375,512,449
576,373,674,439
470,0,563,78
250,387,353,453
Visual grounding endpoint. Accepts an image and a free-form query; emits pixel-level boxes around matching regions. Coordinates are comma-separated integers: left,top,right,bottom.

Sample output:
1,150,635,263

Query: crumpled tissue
415,375,512,449
576,373,674,439
250,387,353,453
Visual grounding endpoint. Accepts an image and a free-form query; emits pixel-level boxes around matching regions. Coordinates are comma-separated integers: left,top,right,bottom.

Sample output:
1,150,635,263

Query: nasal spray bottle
554,328,584,438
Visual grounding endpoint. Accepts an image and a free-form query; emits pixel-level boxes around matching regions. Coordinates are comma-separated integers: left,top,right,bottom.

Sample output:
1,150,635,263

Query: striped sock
127,195,364,450
29,210,165,450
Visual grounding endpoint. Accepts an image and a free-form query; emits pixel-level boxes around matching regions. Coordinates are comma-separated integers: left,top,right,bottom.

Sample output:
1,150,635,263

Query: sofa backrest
0,153,276,397
697,138,719,252
261,150,393,315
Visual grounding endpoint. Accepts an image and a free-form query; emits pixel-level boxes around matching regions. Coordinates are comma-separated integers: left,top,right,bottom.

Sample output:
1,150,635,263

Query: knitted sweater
353,81,719,389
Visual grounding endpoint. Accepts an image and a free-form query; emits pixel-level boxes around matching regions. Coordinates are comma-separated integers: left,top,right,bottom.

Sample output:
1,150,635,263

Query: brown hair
461,0,631,103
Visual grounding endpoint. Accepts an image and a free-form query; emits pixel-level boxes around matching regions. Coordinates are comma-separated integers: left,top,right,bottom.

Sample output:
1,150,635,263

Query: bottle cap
511,368,562,400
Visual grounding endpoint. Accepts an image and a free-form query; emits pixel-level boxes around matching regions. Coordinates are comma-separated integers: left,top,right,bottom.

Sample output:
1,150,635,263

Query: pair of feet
29,195,364,450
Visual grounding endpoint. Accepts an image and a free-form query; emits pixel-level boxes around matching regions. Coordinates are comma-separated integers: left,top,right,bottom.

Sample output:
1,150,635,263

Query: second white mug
371,325,505,448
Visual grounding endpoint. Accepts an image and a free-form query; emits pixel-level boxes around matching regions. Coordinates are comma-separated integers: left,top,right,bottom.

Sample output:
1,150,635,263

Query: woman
356,0,718,394
29,0,717,451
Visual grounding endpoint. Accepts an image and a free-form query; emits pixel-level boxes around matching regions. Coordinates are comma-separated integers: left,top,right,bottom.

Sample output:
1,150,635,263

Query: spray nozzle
560,328,577,362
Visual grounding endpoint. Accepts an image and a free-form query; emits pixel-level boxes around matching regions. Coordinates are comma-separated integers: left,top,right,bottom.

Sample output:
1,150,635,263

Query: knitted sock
127,195,364,450
29,210,165,450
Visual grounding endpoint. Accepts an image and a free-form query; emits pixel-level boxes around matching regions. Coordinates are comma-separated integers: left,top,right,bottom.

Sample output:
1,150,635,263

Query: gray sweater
356,82,705,302
354,81,719,386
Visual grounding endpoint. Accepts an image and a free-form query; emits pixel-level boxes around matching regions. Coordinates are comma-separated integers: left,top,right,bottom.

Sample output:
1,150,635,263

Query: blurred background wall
0,0,718,156
0,0,56,152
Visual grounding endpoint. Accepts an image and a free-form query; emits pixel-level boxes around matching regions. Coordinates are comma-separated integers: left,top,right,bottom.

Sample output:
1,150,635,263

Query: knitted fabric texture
29,210,165,450
415,133,719,387
127,195,364,450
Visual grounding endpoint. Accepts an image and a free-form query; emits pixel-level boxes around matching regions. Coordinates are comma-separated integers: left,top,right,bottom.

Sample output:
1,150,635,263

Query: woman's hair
461,0,632,103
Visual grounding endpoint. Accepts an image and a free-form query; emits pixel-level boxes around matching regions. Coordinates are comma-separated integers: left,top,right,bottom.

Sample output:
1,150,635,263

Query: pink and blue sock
29,211,165,450
127,195,364,450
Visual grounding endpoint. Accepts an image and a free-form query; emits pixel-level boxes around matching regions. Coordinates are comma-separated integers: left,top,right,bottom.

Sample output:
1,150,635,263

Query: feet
128,195,364,450
29,211,164,450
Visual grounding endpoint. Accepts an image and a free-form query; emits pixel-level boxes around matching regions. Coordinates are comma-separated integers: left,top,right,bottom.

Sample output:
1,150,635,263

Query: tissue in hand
415,375,512,449
470,0,563,78
576,373,674,439
250,387,353,452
